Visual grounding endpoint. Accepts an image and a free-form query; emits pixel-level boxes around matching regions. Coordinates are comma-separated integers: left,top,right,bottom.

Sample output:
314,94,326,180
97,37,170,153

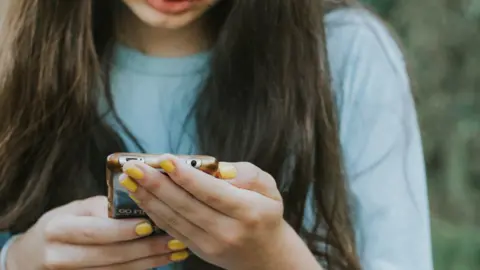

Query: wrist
254,221,322,270
258,221,293,270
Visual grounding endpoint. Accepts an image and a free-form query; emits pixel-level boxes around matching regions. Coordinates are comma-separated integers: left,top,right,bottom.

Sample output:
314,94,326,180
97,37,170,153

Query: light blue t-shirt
1,7,433,270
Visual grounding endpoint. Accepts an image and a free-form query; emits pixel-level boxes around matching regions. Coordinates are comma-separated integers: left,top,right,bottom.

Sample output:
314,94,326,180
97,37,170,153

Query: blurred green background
364,0,480,269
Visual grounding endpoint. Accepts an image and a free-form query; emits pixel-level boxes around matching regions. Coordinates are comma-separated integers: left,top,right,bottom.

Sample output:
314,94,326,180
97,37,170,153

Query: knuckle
243,210,262,228
78,227,97,242
39,210,55,223
140,199,154,212
88,195,107,204
147,237,165,254
135,255,170,270
174,202,190,215
241,162,259,173
197,215,215,230
150,255,170,268
43,219,61,241
43,246,65,269
151,219,169,233
165,215,180,228
69,199,84,207
173,192,194,214
203,194,220,207
276,200,284,212
260,170,276,185
257,171,276,191
148,177,162,190
202,244,224,257
75,196,106,211
70,199,91,213
246,163,273,186
174,175,192,188
219,230,243,249
273,202,284,218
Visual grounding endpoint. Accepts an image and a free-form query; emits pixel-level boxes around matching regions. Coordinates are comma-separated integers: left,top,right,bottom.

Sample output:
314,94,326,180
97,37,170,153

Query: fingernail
129,194,140,204
168,239,187,251
170,251,189,262
125,166,144,179
219,162,237,179
160,160,175,173
119,177,138,192
135,222,153,236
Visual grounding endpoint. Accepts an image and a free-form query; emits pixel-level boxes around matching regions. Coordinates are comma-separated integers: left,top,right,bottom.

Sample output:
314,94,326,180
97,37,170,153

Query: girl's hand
121,154,289,270
7,196,189,270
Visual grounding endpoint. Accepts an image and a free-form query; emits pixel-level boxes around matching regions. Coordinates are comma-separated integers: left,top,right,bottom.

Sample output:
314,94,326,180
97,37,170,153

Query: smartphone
106,153,219,234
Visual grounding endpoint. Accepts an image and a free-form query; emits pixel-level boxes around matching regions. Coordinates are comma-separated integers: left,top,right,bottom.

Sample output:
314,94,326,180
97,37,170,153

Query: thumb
218,162,282,201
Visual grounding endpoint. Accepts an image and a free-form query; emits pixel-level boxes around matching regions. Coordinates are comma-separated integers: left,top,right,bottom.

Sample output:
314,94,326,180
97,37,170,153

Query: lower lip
146,0,196,14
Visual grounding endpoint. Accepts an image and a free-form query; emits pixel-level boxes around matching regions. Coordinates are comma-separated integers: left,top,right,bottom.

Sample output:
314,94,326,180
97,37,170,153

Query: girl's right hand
6,196,188,270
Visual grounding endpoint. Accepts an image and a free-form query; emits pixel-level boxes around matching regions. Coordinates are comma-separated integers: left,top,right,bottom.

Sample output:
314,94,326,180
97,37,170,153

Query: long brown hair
0,0,360,269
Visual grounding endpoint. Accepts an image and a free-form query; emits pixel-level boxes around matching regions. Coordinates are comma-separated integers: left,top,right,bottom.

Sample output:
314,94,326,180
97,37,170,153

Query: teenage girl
0,1,433,269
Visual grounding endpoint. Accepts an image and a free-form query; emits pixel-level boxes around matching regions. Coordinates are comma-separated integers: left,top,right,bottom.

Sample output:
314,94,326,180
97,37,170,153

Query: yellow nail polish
125,166,144,179
219,162,237,179
170,251,189,262
120,177,138,192
135,222,153,236
160,160,176,173
129,194,140,204
168,239,187,251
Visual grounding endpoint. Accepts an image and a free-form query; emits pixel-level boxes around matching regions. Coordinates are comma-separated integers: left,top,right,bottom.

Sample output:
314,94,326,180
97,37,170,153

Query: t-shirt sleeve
0,232,11,248
326,9,433,270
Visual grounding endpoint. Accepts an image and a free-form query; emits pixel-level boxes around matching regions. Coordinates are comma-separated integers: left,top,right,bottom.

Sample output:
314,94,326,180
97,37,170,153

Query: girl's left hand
120,154,287,270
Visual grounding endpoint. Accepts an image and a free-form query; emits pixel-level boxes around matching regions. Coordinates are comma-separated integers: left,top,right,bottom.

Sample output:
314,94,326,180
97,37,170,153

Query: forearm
251,222,323,270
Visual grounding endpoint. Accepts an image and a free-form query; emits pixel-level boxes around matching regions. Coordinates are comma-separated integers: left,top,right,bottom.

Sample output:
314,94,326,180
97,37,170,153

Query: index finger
225,162,282,201
45,216,155,245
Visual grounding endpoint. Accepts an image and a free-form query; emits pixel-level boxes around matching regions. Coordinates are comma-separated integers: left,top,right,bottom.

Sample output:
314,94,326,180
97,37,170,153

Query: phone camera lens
190,160,197,167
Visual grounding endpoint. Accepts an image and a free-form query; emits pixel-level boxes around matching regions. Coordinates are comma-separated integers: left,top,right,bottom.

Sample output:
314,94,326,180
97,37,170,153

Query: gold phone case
106,153,219,234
